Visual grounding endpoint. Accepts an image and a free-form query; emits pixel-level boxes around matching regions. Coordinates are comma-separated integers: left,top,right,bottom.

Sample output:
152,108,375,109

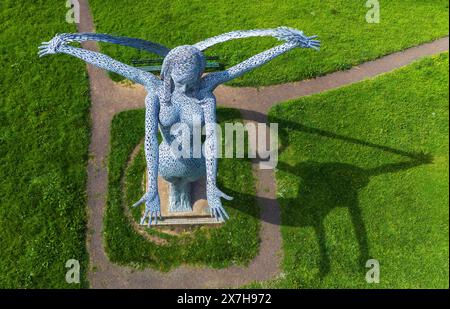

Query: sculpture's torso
147,86,212,183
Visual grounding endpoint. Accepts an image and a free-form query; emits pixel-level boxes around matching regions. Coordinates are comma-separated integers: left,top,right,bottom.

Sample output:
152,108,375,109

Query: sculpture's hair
160,45,205,105
160,59,173,106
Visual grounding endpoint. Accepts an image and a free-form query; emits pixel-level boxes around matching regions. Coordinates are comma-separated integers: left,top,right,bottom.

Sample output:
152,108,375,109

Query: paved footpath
77,0,449,288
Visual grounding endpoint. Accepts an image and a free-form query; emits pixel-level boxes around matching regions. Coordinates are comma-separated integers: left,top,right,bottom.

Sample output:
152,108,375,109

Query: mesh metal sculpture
38,27,320,225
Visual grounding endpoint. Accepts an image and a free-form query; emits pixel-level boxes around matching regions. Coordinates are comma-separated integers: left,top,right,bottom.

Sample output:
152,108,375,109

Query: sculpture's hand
274,27,320,50
132,191,161,226
206,186,232,221
38,33,74,57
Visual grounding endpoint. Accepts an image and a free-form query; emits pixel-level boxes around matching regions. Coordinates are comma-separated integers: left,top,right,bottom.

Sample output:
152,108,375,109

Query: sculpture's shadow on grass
222,109,433,278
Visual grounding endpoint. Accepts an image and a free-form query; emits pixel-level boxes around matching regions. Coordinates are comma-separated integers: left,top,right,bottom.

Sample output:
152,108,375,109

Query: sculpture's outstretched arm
202,98,232,221
200,27,320,90
194,28,288,51
132,96,161,226
38,35,160,87
50,33,170,57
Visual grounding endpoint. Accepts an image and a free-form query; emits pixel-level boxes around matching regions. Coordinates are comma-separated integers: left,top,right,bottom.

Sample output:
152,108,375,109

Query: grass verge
0,0,90,288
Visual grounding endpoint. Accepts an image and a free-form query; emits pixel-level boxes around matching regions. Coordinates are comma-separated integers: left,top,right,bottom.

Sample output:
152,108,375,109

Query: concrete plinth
142,172,223,226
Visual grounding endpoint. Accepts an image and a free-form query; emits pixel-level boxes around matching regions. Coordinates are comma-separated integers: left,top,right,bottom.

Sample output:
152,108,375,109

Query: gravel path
77,0,449,288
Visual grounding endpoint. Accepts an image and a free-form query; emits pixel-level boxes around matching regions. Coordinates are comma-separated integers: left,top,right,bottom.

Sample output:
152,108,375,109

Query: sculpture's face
162,45,205,93
172,67,199,93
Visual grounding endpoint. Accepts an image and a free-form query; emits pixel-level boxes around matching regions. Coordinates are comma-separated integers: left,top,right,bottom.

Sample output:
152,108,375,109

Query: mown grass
0,0,90,288
105,108,259,270
254,53,448,288
88,0,449,86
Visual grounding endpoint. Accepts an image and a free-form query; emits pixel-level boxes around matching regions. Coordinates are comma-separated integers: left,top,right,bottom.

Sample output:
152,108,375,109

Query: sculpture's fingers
38,45,49,50
132,194,146,208
219,207,229,220
216,189,232,201
212,208,219,220
220,191,233,201
148,214,153,227
132,200,143,208
211,208,216,219
140,208,149,225
38,48,49,54
215,209,222,221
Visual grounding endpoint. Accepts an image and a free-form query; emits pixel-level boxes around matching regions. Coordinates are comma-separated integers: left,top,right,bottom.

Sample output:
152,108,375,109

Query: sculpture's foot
168,179,192,213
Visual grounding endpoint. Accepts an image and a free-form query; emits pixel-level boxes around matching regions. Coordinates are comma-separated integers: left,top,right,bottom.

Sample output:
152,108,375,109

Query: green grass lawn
0,1,90,287
256,53,448,288
89,0,449,86
105,108,259,270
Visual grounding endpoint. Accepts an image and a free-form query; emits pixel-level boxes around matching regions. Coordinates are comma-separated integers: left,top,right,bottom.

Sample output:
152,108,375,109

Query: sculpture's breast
174,94,205,126
157,97,179,127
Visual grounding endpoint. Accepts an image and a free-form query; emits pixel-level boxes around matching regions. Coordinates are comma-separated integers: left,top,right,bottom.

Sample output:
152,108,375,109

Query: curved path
78,0,449,288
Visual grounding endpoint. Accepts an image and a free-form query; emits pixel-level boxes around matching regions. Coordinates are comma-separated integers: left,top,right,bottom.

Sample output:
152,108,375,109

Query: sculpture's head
160,45,205,103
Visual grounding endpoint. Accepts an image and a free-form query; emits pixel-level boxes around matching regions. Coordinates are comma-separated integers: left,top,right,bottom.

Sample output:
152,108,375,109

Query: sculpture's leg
168,178,192,212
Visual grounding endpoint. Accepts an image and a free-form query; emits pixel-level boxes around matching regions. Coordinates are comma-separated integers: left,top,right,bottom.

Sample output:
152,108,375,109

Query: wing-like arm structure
198,27,320,90
38,34,161,87
54,33,170,57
